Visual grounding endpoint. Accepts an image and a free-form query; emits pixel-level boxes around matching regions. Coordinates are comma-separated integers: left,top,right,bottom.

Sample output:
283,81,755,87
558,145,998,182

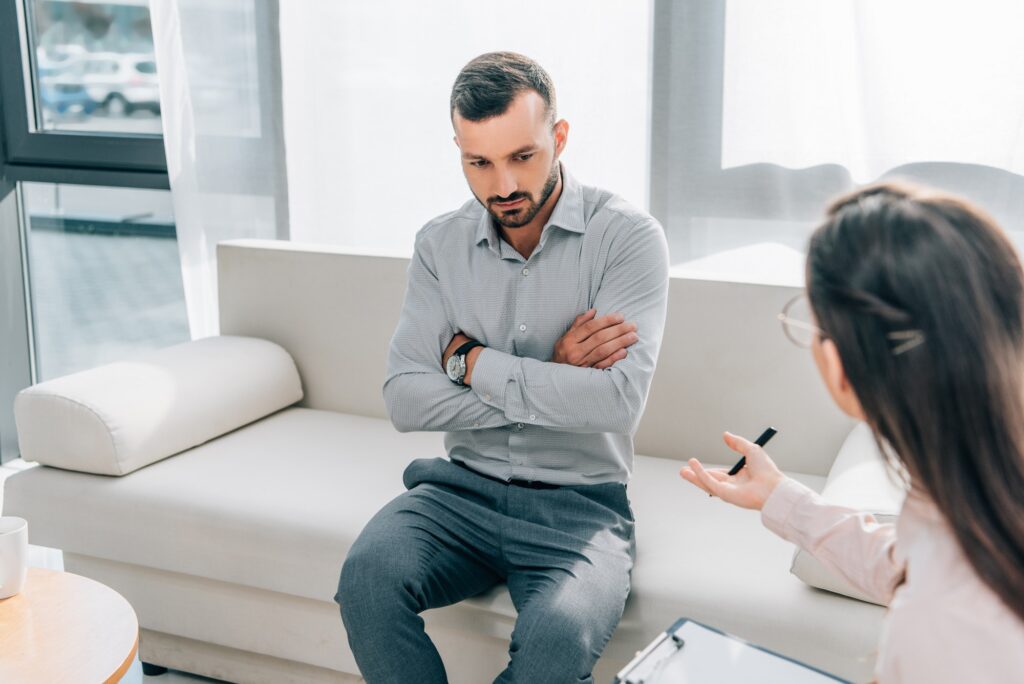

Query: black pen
727,427,777,476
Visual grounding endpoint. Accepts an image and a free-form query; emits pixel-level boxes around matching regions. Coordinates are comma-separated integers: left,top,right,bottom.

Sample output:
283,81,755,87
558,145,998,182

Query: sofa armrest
14,336,303,476
790,422,907,605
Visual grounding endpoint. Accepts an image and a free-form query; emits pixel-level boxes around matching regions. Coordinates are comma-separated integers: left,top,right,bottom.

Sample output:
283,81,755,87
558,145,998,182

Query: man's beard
484,161,560,229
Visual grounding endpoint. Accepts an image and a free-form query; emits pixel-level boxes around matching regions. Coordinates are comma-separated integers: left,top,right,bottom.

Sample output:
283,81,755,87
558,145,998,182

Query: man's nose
495,167,517,199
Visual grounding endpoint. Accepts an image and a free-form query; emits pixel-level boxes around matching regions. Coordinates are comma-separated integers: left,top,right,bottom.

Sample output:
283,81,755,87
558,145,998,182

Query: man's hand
552,309,638,370
442,333,484,386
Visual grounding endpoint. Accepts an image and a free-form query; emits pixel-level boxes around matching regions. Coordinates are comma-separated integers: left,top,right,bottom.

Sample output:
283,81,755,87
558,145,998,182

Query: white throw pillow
14,336,303,476
790,423,906,605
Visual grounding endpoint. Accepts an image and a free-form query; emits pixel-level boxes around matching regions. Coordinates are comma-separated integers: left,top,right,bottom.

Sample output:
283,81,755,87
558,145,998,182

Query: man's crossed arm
384,220,669,435
442,309,639,386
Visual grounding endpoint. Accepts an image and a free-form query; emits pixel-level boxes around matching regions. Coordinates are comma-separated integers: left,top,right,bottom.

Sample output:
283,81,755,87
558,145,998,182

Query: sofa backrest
218,240,854,476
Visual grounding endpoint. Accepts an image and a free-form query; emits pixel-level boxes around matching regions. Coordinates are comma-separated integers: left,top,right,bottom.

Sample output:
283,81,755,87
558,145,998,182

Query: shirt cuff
470,347,518,413
761,477,818,541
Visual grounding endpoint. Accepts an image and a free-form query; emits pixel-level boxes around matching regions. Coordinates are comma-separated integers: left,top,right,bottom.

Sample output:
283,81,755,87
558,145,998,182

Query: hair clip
887,330,925,355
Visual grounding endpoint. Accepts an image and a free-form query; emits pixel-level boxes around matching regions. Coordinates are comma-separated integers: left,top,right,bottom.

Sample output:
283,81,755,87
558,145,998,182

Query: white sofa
3,240,899,683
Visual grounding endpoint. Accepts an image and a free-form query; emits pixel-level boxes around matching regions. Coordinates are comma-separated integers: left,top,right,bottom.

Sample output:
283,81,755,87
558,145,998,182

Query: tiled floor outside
27,229,190,381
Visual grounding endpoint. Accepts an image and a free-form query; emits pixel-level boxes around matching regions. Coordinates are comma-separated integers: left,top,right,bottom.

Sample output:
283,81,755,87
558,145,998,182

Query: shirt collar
474,164,586,253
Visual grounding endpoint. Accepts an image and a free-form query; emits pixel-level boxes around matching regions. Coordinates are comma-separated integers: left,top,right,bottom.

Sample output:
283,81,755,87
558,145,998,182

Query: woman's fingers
704,469,730,483
680,464,717,497
688,458,727,498
680,465,710,494
723,430,758,457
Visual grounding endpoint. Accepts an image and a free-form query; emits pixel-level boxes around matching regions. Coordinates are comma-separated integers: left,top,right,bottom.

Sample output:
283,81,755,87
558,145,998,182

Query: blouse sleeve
761,477,906,604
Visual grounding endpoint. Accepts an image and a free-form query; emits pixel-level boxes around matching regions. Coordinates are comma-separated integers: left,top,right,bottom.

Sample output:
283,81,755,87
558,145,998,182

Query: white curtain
722,0,1024,182
153,0,1024,328
152,0,649,335
151,0,288,338
651,0,1024,284
278,1,651,254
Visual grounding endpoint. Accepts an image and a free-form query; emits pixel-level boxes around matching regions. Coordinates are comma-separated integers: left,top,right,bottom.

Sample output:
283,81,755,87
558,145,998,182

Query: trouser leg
336,458,503,684
495,483,635,684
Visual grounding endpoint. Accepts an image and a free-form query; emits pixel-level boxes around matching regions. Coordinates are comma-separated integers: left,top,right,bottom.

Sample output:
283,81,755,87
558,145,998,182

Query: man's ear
818,337,866,420
553,119,569,156
453,134,460,149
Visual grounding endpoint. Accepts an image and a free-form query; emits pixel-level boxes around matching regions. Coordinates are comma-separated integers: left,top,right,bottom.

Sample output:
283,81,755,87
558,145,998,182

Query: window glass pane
22,182,188,380
26,0,162,135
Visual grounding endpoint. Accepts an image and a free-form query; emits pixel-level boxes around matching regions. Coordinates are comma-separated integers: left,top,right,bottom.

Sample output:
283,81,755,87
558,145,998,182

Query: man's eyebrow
462,145,538,161
507,145,537,157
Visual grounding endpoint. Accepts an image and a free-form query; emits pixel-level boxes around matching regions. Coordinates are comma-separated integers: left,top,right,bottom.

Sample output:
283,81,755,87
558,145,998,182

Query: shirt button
519,324,527,332
516,423,524,430
529,414,536,421
522,268,530,276
484,394,491,401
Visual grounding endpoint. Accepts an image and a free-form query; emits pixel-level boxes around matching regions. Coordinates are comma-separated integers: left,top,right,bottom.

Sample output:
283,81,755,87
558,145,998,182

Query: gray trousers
335,457,635,684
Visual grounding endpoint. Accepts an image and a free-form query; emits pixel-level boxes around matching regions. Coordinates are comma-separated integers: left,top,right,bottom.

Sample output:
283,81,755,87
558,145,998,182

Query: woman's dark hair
450,51,556,124
807,181,1024,624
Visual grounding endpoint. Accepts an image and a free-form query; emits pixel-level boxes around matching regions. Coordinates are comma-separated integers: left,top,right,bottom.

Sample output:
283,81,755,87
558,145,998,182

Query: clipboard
614,618,852,683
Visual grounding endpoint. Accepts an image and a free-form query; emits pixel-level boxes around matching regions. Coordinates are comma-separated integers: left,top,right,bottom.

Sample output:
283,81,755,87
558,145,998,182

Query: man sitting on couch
336,51,669,683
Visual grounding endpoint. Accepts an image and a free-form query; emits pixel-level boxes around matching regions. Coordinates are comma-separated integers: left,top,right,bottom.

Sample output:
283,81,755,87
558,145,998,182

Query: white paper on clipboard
615,618,851,684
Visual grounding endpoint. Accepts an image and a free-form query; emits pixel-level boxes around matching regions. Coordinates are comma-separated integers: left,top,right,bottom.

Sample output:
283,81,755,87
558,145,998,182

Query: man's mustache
489,192,532,206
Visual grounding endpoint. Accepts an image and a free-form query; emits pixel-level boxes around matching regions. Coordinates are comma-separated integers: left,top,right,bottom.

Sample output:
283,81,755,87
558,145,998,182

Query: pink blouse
761,477,1024,683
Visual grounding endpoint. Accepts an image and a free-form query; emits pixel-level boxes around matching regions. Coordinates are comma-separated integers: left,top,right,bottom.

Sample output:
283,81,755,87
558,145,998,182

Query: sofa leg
142,662,168,676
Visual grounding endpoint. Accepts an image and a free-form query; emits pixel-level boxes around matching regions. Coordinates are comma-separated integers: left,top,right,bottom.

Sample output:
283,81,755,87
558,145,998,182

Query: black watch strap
454,340,483,358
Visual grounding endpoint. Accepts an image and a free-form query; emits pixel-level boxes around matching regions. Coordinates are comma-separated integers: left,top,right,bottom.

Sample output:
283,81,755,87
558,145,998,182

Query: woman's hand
679,431,787,510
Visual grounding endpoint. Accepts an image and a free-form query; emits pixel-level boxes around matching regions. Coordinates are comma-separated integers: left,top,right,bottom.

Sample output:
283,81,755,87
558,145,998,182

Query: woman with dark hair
680,182,1024,682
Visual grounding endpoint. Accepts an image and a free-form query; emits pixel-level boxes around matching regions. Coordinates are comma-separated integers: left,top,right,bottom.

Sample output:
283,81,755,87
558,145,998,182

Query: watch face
446,354,464,382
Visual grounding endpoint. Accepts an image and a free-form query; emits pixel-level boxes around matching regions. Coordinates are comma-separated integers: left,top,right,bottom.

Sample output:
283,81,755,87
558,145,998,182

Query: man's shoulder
415,198,483,247
579,182,661,236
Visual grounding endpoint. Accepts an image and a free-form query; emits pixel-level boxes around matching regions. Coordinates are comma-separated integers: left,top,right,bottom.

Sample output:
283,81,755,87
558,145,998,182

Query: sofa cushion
4,407,883,677
13,336,303,476
4,408,437,599
790,422,906,605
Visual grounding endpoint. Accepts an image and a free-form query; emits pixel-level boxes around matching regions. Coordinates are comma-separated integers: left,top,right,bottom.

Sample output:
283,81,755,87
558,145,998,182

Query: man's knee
510,606,615,681
336,538,418,620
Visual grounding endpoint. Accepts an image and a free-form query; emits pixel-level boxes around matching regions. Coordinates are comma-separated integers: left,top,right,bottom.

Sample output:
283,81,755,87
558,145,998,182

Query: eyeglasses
778,294,823,348
777,293,926,355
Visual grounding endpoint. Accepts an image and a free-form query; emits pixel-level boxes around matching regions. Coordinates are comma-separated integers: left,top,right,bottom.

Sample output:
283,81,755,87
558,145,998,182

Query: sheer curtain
651,0,1024,285
279,1,651,254
722,0,1024,181
151,0,288,338
154,0,1024,329
153,0,650,334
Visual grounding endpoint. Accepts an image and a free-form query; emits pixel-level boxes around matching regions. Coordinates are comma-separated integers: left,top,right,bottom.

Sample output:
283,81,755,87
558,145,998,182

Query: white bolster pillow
14,336,303,476
790,422,907,605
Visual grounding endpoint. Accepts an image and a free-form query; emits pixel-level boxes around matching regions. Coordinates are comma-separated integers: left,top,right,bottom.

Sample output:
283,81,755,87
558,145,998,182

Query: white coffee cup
0,516,28,599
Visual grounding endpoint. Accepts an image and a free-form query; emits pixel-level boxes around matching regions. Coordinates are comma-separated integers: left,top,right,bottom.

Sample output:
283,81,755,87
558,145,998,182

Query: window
0,0,178,463
650,0,1024,284
24,0,162,135
21,182,188,380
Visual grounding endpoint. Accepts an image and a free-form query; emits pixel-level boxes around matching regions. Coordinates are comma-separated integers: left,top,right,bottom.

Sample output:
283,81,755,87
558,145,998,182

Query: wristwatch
446,340,484,385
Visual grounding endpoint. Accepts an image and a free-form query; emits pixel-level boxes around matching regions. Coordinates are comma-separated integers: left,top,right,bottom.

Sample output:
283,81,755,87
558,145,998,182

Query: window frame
649,0,850,229
0,0,169,183
0,0,173,462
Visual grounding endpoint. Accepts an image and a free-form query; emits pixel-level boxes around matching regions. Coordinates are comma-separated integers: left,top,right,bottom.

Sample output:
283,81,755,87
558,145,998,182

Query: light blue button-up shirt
384,168,669,485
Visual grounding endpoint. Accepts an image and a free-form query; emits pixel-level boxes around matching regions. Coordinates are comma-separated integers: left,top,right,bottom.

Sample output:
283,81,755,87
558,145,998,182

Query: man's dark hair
450,52,557,124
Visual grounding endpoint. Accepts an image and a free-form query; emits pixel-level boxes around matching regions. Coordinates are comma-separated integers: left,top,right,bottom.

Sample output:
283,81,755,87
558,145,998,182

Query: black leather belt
452,459,561,489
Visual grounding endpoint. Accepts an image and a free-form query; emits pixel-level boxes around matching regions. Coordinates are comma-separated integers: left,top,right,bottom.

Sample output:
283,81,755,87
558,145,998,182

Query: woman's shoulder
880,583,1024,682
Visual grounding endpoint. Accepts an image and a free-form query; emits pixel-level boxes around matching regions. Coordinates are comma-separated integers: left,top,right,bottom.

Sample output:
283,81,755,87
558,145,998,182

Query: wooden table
0,567,139,683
